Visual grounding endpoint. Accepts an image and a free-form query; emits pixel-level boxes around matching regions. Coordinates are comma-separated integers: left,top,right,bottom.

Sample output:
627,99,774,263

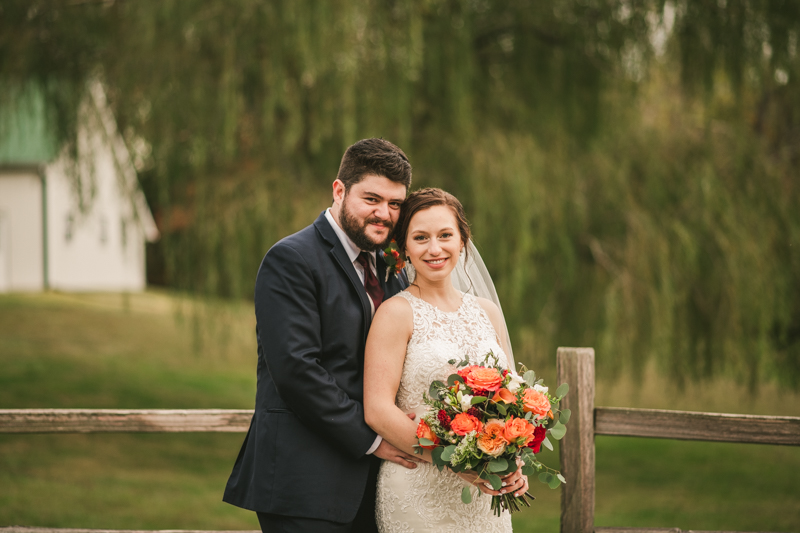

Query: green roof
0,86,60,164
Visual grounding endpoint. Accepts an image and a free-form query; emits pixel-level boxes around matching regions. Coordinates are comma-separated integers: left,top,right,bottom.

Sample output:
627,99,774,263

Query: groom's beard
339,200,394,252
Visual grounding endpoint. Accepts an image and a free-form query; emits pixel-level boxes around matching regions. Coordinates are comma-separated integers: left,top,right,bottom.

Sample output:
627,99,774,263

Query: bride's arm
364,297,430,461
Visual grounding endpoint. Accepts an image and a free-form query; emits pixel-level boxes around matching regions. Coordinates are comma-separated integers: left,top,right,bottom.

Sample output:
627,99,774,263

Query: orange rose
477,419,508,457
415,420,439,449
450,412,484,436
491,388,517,404
522,388,551,420
503,416,536,445
458,365,504,393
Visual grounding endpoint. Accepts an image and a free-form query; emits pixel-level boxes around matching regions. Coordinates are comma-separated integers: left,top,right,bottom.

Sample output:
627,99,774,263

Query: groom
223,138,418,532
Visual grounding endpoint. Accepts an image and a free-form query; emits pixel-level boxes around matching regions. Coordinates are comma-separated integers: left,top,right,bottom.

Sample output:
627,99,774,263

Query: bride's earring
404,256,416,283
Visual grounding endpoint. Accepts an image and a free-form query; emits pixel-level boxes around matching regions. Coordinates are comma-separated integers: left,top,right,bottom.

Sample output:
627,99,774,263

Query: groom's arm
256,241,377,459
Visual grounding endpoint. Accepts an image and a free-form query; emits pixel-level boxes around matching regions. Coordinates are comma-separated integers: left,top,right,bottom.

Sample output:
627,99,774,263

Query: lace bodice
375,290,513,533
394,290,511,416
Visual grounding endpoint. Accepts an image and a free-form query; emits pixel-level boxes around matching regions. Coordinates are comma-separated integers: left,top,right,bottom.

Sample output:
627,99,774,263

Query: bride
364,188,525,532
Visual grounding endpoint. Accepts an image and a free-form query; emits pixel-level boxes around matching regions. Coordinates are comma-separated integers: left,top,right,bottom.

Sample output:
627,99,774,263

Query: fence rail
3,349,800,533
0,529,259,533
0,524,776,533
0,409,251,433
556,347,800,533
595,407,800,445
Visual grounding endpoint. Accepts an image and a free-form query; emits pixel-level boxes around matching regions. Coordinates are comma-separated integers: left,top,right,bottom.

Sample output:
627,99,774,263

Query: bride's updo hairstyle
393,187,471,260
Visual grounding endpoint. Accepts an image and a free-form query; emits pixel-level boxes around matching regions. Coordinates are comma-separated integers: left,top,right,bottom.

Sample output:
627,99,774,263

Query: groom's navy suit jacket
223,211,406,523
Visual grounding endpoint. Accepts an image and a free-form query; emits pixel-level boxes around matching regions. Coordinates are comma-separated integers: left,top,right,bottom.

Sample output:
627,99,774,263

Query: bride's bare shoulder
475,296,500,317
475,296,507,334
373,292,414,322
368,293,414,343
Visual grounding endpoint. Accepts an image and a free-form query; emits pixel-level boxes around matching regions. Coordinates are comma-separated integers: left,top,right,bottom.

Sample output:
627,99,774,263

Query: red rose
527,425,547,453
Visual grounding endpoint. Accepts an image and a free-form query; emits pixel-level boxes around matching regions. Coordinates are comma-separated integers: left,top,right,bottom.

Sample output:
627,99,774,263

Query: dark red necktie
357,252,384,313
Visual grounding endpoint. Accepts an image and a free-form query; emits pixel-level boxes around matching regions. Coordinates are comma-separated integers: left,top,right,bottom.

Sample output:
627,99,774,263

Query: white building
0,82,159,292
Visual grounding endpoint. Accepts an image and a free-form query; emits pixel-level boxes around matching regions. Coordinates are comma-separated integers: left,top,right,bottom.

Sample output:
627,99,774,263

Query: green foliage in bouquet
413,352,570,515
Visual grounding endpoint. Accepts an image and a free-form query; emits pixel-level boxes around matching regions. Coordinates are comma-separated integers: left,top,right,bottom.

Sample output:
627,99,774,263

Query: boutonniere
382,239,405,282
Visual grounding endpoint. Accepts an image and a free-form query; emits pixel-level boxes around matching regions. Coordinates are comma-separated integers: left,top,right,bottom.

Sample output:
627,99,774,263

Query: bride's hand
456,458,529,497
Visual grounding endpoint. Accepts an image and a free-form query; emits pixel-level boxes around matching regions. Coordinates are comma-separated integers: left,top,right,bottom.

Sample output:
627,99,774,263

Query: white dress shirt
324,208,383,455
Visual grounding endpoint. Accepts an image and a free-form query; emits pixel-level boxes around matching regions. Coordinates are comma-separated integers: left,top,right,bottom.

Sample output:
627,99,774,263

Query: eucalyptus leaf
497,403,507,416
429,381,444,400
440,445,456,462
447,374,464,387
556,383,569,398
461,486,472,504
523,370,536,387
522,465,536,476
557,473,566,484
559,409,571,424
471,395,488,404
542,436,553,451
419,437,435,447
538,472,550,484
488,458,508,472
448,359,457,365
432,447,444,465
486,473,502,491
549,421,567,440
521,448,535,464
548,475,561,489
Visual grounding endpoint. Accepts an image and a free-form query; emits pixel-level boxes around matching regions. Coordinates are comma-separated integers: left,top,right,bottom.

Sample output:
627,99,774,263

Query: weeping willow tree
1,0,798,389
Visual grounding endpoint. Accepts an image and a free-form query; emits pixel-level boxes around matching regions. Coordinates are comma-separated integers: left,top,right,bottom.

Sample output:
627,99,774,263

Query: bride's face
405,205,464,283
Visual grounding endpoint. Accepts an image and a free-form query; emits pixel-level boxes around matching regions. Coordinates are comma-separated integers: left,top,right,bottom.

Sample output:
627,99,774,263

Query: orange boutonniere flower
382,239,405,281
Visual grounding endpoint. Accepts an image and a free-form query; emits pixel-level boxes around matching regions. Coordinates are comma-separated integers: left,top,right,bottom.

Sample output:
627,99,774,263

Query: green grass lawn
1,291,799,531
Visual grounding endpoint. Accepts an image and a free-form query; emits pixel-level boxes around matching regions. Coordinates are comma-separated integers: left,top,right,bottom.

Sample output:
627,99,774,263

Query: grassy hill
1,291,798,531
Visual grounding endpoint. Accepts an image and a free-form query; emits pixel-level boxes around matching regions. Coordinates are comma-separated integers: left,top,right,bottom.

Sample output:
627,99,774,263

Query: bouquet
413,351,570,515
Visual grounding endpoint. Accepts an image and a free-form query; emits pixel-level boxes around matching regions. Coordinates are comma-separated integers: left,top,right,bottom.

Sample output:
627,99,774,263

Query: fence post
557,347,596,533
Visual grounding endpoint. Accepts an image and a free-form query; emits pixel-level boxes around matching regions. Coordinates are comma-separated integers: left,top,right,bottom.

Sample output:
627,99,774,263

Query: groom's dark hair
336,138,412,191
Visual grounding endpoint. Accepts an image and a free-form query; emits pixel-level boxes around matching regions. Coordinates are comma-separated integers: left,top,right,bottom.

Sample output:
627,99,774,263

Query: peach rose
458,365,504,393
503,416,536,445
477,419,508,457
491,388,517,404
522,388,551,420
416,419,439,449
450,412,484,436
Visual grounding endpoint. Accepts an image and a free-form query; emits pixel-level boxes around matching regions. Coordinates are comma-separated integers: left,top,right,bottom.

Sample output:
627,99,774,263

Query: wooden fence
1,347,799,533
557,347,800,533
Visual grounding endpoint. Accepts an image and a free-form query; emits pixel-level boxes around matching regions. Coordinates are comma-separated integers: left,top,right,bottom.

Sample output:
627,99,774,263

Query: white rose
506,373,525,392
460,394,474,411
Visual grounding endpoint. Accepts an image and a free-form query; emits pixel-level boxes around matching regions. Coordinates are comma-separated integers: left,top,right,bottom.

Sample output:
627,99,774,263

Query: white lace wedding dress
375,291,514,533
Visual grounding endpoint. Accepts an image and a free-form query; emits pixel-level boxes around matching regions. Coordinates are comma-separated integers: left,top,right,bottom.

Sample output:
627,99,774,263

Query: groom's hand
373,440,418,469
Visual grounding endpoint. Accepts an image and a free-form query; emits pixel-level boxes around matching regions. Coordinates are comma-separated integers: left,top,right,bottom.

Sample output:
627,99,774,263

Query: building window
65,214,74,242
99,216,108,245
120,218,127,249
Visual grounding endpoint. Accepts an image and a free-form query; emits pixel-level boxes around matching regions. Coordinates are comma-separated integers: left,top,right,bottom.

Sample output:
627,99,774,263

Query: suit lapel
313,213,372,334
377,251,388,296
